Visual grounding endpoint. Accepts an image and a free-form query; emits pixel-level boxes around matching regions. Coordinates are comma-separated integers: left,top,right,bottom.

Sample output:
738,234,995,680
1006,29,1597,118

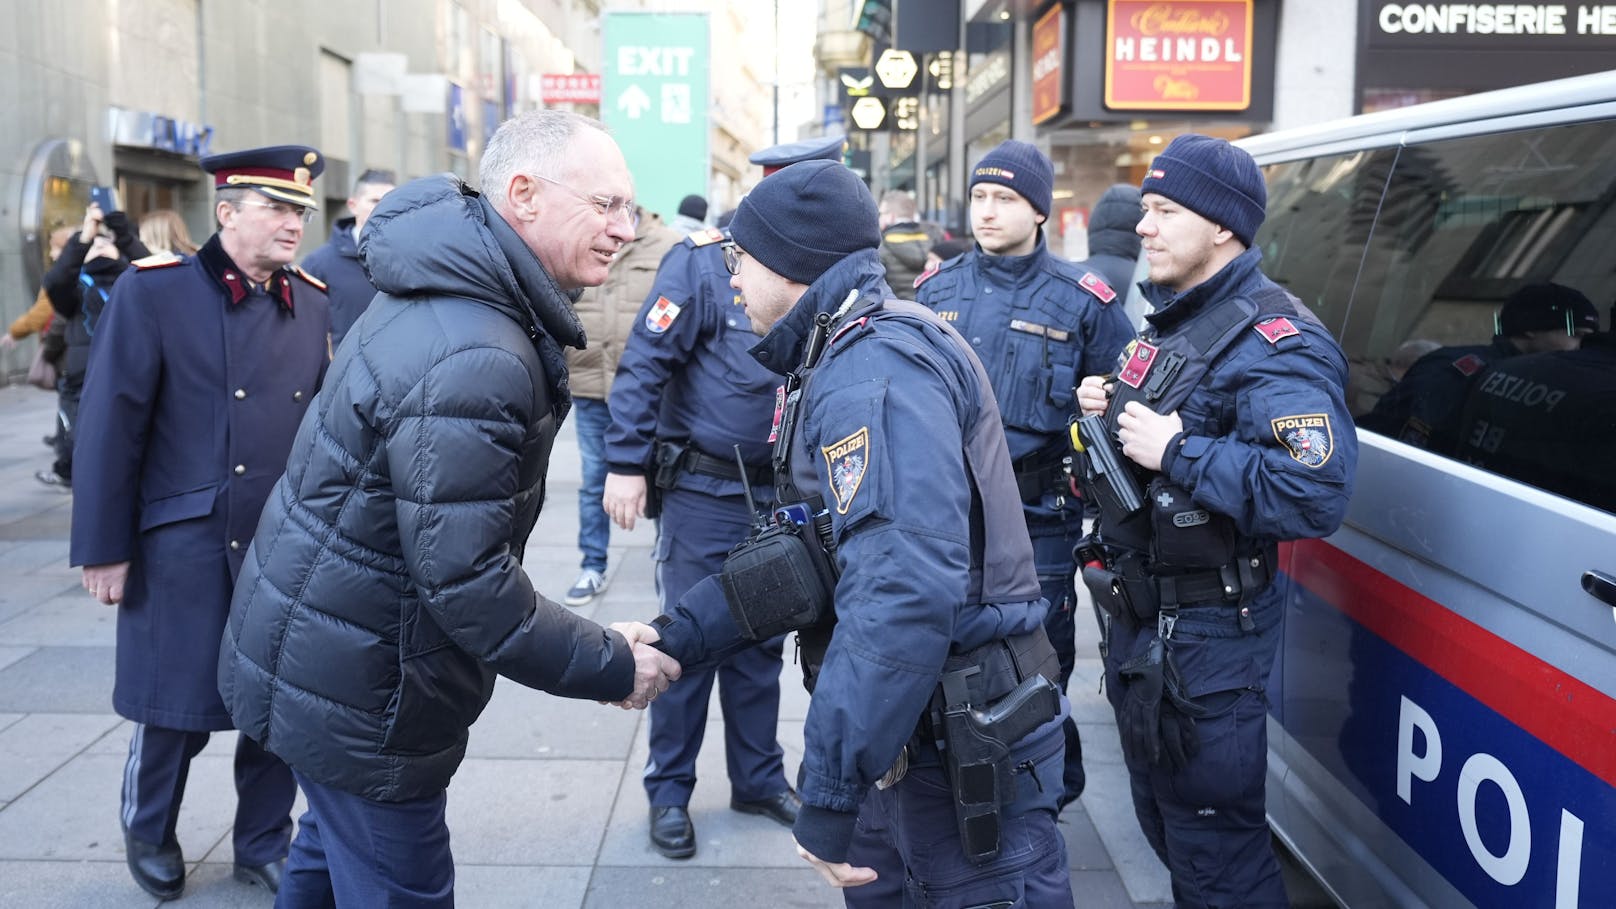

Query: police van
1217,73,1616,907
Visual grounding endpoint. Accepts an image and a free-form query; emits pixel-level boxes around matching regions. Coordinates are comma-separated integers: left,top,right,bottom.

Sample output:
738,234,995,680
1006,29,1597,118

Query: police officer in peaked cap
71,144,332,900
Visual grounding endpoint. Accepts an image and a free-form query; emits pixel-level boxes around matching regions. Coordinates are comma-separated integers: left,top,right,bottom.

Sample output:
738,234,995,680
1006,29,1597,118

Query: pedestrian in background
301,168,396,352
563,203,680,606
877,189,931,292
138,209,200,256
71,145,333,900
670,193,708,233
219,111,678,908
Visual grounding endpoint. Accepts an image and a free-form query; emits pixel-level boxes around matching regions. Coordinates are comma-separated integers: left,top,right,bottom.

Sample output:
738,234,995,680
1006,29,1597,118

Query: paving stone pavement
0,382,1188,908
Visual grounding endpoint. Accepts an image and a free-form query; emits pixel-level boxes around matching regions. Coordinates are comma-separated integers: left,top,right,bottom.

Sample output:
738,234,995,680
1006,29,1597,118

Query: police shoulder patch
821,427,870,515
132,252,183,270
645,295,683,334
1078,271,1116,303
914,262,939,289
1271,413,1334,468
291,266,328,292
1253,317,1300,344
688,227,725,247
1451,353,1486,376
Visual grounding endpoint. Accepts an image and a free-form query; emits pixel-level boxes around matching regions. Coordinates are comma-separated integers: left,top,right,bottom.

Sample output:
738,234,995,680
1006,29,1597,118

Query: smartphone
89,185,120,213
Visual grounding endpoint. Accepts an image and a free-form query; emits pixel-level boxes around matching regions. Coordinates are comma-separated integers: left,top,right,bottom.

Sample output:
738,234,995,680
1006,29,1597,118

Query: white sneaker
564,569,607,606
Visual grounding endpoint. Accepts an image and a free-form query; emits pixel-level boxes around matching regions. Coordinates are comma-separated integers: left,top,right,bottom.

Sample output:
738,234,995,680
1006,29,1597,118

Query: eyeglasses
528,174,638,227
721,241,747,276
236,199,316,224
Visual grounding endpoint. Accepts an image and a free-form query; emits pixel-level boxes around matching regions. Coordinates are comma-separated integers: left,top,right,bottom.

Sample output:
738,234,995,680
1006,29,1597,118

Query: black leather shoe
124,833,184,900
234,858,285,893
730,788,801,828
649,805,696,859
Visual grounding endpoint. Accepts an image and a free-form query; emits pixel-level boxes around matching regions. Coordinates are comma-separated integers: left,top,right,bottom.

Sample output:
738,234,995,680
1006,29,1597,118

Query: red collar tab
1079,271,1117,303
1254,317,1299,344
831,316,869,346
220,270,250,304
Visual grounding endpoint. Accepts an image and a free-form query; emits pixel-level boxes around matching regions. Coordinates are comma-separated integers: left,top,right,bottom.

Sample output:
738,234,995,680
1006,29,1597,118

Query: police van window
1345,120,1616,514
1252,149,1393,340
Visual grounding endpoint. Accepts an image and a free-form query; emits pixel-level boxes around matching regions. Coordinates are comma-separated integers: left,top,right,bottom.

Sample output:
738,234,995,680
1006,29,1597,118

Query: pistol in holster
934,669,1060,865
641,440,689,519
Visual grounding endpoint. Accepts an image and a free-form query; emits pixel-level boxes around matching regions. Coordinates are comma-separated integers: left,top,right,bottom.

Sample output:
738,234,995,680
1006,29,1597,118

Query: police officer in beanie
603,136,845,859
1075,134,1357,906
71,145,333,899
916,140,1135,809
648,159,1073,904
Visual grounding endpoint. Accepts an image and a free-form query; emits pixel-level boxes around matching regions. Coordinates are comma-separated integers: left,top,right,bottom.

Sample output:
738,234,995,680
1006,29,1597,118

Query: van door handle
1583,571,1616,606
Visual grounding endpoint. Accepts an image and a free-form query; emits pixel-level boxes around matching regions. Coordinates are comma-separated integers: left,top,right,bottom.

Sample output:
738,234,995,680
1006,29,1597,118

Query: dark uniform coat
70,233,331,731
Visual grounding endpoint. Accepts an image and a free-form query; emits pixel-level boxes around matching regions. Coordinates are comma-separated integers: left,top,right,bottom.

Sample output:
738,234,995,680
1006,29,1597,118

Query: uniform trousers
644,486,788,806
277,772,452,909
1103,593,1288,908
844,708,1074,908
121,724,294,865
1030,519,1085,806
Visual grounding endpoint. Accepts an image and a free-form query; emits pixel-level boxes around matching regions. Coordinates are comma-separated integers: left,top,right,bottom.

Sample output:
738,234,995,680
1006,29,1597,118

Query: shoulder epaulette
687,227,725,247
1253,317,1300,345
291,266,328,292
1451,353,1486,376
132,252,184,270
913,263,939,290
1078,271,1117,304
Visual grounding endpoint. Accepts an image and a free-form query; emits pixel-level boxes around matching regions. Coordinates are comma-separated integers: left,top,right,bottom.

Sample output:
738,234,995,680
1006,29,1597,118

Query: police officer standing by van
603,136,847,859
72,145,332,899
1075,134,1357,907
916,140,1135,808
650,159,1072,904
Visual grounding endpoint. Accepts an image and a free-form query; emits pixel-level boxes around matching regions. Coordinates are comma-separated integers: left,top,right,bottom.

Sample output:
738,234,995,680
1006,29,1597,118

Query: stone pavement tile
0,646,36,674
1072,868,1161,908
171,863,277,907
0,499,72,541
86,719,136,755
1059,800,1116,872
1079,744,1173,905
0,859,156,908
467,678,641,760
582,865,839,909
1078,720,1125,765
0,646,115,714
454,864,592,909
0,753,236,863
0,713,124,801
0,539,70,574
0,592,117,647
444,758,625,865
597,719,805,869
0,575,79,626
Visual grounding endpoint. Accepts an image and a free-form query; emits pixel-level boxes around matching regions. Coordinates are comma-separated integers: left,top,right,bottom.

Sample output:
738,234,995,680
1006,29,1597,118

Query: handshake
605,621,682,710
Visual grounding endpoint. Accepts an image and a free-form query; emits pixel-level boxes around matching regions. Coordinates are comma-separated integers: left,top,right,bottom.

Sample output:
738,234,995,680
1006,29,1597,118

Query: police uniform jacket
1125,248,1356,554
605,229,781,496
1359,335,1519,453
916,234,1136,522
219,176,637,802
654,248,1048,862
69,233,330,731
565,210,680,400
300,216,378,353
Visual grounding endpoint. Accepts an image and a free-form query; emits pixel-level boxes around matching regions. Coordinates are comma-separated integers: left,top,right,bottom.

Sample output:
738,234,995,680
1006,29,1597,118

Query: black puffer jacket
220,175,636,802
1080,184,1143,295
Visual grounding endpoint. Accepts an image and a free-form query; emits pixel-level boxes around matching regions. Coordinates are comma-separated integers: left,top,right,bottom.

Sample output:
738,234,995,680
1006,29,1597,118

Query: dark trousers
120,724,295,865
278,772,453,909
644,487,788,806
1031,524,1085,806
843,711,1073,908
1103,594,1288,908
52,374,81,480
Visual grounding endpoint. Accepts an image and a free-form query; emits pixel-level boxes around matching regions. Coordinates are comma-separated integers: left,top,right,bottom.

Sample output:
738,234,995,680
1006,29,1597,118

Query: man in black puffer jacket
219,111,681,906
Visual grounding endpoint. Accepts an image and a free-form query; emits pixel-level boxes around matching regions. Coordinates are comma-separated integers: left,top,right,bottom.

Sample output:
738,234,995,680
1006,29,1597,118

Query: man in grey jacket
219,111,680,907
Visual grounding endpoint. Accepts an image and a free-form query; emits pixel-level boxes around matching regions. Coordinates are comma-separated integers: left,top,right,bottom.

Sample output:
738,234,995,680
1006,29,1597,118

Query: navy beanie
969,140,1054,217
729,160,881,285
677,194,707,221
1140,134,1267,247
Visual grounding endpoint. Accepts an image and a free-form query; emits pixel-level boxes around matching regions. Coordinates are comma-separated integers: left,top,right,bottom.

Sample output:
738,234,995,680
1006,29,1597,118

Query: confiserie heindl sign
1104,0,1254,111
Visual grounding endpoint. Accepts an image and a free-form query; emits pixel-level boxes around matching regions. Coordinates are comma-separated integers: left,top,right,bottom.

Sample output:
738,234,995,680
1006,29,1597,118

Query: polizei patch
1272,414,1334,468
821,427,870,515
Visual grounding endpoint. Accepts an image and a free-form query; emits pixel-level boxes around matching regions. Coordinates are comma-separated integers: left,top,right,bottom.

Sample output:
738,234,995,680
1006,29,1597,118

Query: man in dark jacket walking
300,168,395,352
218,111,681,908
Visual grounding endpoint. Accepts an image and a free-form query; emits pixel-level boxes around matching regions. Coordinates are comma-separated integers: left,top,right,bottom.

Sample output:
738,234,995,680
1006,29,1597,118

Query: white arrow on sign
618,84,652,119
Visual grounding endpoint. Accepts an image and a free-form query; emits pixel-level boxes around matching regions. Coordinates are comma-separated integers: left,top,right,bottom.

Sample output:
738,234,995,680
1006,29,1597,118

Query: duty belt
923,628,1060,735
680,447,773,487
1012,448,1069,503
1153,545,1277,608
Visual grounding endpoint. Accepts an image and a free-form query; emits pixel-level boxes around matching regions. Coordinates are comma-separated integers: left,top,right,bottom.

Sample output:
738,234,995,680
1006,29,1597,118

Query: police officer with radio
1074,134,1357,907
648,159,1073,905
916,141,1135,809
602,136,847,859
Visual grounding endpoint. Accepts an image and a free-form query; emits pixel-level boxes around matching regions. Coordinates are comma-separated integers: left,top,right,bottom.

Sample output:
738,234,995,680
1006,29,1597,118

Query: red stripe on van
1284,538,1616,787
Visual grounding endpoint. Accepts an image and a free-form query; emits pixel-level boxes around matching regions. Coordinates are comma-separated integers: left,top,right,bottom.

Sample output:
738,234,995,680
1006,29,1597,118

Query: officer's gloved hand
1116,636,1165,766
1159,654,1202,772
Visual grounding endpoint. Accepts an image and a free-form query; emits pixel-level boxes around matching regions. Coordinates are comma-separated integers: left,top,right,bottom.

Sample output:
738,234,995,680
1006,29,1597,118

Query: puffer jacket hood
1087,184,1143,261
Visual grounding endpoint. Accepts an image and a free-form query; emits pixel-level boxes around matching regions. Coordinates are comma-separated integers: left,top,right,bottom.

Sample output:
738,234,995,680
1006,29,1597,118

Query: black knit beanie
969,140,1054,217
728,160,881,285
1140,134,1267,246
